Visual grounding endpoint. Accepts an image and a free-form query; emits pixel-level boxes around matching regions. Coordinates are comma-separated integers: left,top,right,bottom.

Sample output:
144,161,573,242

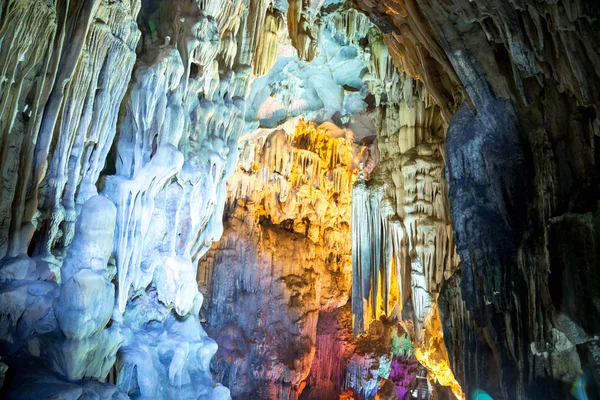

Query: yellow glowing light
414,303,465,400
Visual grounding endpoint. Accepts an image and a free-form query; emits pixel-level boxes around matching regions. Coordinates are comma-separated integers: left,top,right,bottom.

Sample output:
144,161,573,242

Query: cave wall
349,0,600,398
0,0,598,399
0,0,275,398
1,1,143,397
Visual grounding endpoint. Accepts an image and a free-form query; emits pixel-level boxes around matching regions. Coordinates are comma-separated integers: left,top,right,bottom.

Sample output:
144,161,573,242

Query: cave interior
0,0,599,399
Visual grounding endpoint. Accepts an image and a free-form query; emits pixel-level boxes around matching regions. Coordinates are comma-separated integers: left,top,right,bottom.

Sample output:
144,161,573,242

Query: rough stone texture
0,0,274,398
350,70,463,398
0,0,599,399
302,306,356,400
199,119,363,399
205,221,325,399
349,0,600,398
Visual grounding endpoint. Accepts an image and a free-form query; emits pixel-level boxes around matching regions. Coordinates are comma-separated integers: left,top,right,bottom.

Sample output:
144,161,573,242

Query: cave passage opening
195,3,464,399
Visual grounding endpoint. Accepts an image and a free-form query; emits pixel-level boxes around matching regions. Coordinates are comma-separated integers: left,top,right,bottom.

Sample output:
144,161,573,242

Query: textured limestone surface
0,0,273,398
350,71,463,399
349,0,600,398
0,0,598,399
200,2,465,397
199,119,365,399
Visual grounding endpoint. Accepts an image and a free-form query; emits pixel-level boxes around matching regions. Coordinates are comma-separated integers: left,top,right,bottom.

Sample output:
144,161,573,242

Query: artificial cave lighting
0,1,599,400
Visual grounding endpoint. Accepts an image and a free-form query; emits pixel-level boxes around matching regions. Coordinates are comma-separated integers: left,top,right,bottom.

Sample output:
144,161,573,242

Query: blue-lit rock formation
0,0,271,398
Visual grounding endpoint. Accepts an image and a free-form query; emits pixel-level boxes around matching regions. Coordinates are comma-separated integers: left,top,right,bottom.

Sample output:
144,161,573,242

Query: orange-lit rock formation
1,1,598,399
198,119,369,398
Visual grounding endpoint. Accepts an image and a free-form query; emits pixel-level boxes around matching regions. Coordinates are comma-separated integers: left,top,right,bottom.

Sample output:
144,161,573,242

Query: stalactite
234,0,271,66
327,9,372,46
226,119,361,252
200,118,370,398
0,0,56,259
0,0,274,397
286,0,316,62
345,353,380,397
33,1,141,267
352,176,405,336
253,6,285,77
351,68,462,398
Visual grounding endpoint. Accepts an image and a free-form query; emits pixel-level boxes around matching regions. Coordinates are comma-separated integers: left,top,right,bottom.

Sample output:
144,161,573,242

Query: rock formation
0,0,598,399
202,4,465,398
348,0,600,398
0,0,273,398
350,70,463,399
199,118,362,398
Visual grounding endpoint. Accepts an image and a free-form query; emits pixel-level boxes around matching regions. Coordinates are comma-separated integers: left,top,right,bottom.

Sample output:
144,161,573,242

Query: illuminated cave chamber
197,4,463,398
0,0,599,400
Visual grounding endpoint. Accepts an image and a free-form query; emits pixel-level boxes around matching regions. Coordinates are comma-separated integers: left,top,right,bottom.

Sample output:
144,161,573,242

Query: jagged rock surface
350,0,600,398
0,1,141,397
199,119,365,399
0,0,598,399
0,0,276,398
350,71,463,399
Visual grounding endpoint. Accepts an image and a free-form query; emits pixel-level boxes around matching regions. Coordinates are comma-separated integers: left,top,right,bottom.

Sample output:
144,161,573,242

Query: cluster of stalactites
350,74,459,320
326,8,372,46
351,180,407,336
362,31,446,155
227,119,359,249
350,68,462,396
198,0,246,34
1,0,141,266
351,145,458,336
196,0,272,67
401,145,456,289
105,0,253,314
374,74,445,157
367,28,395,95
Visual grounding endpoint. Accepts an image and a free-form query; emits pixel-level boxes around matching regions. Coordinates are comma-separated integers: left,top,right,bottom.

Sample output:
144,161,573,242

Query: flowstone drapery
0,0,272,398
